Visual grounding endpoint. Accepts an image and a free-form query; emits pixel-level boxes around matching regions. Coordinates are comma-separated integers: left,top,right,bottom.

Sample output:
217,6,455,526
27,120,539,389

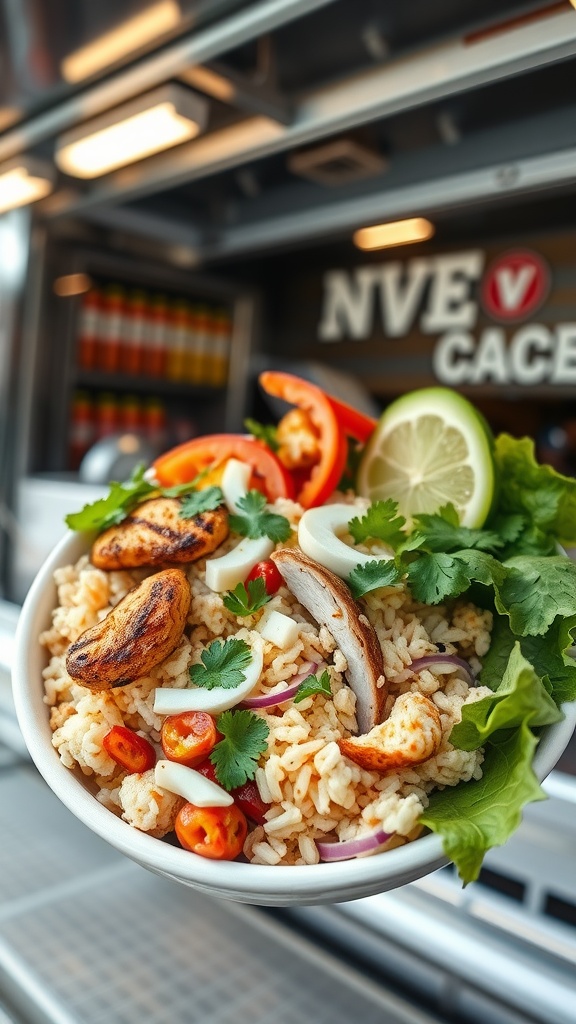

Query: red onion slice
409,654,475,686
242,662,318,709
316,828,394,862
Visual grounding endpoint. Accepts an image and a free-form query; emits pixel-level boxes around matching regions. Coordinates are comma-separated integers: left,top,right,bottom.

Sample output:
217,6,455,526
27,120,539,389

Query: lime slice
357,388,494,527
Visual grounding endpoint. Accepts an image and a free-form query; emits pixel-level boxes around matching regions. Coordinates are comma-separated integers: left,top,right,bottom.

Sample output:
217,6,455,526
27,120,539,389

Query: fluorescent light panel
61,0,181,83
0,160,53,214
353,217,435,250
56,85,208,179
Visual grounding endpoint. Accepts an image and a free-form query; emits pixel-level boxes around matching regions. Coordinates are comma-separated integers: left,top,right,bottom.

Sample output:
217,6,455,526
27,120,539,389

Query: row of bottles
68,392,197,471
77,285,233,386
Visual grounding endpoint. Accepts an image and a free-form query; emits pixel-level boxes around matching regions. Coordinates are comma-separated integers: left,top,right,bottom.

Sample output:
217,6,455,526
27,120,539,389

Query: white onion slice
409,654,475,686
153,646,263,715
221,458,252,514
242,661,317,709
298,504,393,579
316,828,394,862
155,760,233,807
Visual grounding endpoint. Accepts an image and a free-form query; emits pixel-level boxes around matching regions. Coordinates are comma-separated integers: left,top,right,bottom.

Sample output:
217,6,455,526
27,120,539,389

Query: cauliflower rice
41,497,493,865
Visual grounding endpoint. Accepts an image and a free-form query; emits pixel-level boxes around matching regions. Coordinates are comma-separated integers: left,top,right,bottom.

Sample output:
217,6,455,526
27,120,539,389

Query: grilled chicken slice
271,549,386,733
91,497,229,570
66,568,191,690
338,692,442,773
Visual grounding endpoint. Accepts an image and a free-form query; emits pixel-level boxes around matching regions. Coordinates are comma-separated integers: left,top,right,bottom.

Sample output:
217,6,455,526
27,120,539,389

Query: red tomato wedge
103,726,156,774
327,396,376,443
259,371,347,508
153,434,294,502
161,712,218,768
245,559,284,595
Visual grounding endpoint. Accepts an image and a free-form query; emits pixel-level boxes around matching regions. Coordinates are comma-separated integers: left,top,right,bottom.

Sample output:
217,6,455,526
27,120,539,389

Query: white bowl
13,530,576,906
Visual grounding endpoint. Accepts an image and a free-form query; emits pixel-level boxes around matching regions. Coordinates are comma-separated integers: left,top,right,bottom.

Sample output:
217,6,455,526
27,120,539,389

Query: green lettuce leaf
494,555,576,636
494,434,576,549
481,613,576,705
421,723,545,884
451,644,562,751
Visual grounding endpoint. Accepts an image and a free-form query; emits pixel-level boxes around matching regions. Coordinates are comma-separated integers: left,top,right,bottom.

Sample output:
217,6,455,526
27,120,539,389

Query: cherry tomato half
175,802,247,860
196,759,271,825
161,712,218,768
153,434,294,502
245,559,284,596
103,726,156,774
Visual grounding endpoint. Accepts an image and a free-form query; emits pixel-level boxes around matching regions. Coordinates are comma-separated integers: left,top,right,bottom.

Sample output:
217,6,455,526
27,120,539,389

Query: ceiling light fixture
353,217,435,251
0,158,54,214
55,85,208,179
61,0,181,83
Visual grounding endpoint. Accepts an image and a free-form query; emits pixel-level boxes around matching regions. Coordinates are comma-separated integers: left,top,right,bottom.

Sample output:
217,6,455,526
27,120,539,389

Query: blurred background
1,2,576,1022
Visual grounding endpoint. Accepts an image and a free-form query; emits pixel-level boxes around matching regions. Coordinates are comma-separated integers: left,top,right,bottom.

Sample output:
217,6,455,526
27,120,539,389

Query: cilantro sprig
223,578,271,617
210,709,269,790
349,499,407,548
294,670,332,703
65,462,220,533
244,418,279,452
229,490,291,543
179,486,224,518
189,638,252,690
348,560,402,599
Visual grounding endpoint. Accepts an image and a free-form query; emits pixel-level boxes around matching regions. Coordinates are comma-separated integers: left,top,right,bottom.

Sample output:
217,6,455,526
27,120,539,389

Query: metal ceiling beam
0,0,334,164
196,142,576,261
42,5,576,220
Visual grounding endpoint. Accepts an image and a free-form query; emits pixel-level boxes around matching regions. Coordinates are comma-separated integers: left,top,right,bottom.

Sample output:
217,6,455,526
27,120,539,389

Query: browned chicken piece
271,548,386,733
66,568,191,690
338,692,442,773
276,408,321,471
91,497,229,570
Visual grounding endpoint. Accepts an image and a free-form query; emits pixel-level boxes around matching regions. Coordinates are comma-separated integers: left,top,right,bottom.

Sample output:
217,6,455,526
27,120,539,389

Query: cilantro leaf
210,709,269,790
405,549,504,605
494,433,576,549
421,722,545,884
495,555,576,636
294,670,332,703
222,578,271,617
65,463,155,531
229,490,291,543
348,499,406,548
189,638,252,690
412,504,505,554
179,487,224,518
244,418,279,452
348,559,402,599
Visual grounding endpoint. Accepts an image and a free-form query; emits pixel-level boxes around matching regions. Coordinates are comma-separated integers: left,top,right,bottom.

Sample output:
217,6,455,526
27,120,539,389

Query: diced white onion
205,535,274,592
221,458,252,514
155,760,233,807
153,645,263,715
257,607,300,649
298,504,393,579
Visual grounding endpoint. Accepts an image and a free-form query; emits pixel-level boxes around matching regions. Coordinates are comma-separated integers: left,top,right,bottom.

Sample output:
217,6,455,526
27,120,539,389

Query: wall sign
268,233,576,396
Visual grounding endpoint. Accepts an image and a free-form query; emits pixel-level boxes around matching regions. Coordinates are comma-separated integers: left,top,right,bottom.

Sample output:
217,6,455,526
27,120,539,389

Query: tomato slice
175,802,247,860
259,371,347,508
196,759,271,824
245,560,284,595
103,726,156,774
327,396,377,443
153,434,294,502
161,712,218,768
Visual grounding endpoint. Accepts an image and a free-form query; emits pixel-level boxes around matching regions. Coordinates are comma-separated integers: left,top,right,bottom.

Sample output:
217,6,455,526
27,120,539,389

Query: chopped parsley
222,578,271,617
244,418,279,452
229,490,291,543
210,709,269,790
189,638,252,691
179,486,224,519
294,669,332,703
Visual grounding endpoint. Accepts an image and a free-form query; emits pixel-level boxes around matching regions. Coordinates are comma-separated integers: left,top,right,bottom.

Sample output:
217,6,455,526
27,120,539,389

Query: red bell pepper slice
327,396,377,443
259,371,348,508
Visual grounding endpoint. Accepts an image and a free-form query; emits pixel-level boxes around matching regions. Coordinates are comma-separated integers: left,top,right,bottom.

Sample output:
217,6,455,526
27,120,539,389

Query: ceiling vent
288,139,388,186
